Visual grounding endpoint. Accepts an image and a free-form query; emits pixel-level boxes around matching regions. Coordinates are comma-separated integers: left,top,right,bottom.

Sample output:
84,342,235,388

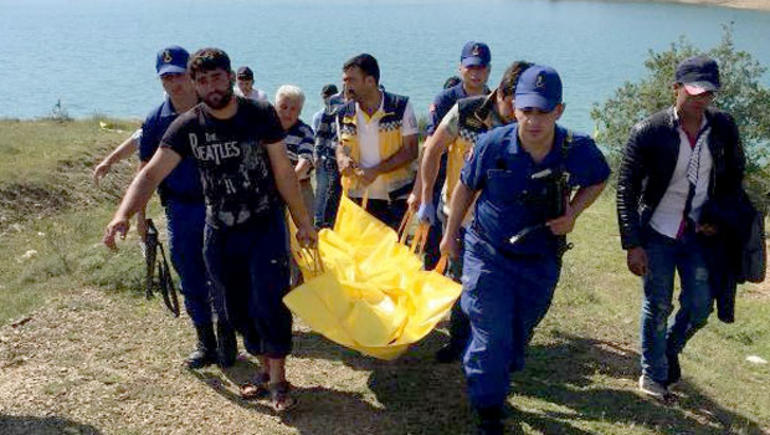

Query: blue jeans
313,157,342,229
461,230,559,409
641,227,713,383
165,200,218,326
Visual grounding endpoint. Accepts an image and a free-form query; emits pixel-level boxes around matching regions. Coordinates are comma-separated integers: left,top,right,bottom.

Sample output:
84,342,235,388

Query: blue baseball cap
460,41,491,67
676,55,720,95
514,65,563,112
155,46,189,77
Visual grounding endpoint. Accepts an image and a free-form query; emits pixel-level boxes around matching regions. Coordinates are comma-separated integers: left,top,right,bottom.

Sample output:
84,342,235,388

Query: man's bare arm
375,134,418,174
547,181,607,235
335,142,357,177
265,141,315,239
93,133,139,185
440,182,477,259
103,148,181,249
294,158,313,179
569,182,606,217
359,134,418,185
420,126,456,204
444,182,476,243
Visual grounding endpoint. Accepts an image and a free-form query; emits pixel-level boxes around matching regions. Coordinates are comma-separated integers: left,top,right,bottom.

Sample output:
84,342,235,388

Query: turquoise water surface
1,0,769,133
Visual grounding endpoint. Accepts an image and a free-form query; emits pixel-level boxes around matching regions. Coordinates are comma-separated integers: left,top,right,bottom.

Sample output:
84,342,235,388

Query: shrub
591,24,770,207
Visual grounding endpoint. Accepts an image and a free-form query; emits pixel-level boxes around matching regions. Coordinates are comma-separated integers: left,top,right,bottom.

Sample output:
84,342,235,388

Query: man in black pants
97,45,237,369
104,48,316,412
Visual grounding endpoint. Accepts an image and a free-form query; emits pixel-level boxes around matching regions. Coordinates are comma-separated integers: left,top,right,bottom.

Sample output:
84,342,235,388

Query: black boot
216,321,238,368
666,349,681,387
186,323,217,369
435,300,470,363
475,406,504,435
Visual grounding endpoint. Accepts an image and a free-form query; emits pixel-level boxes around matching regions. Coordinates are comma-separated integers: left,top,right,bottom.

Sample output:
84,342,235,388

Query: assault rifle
507,168,573,258
144,219,180,317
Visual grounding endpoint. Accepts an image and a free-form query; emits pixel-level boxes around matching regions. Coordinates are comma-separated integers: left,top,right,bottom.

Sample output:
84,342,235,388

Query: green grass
522,194,770,433
0,118,768,433
0,118,149,324
0,204,152,324
0,117,138,186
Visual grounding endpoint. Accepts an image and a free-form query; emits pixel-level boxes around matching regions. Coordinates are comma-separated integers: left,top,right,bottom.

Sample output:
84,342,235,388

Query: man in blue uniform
418,61,531,365
413,41,492,362
107,45,238,369
426,42,493,136
440,65,610,434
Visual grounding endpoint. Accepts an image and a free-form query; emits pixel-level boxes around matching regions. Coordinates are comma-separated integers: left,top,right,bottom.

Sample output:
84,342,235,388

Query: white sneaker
638,374,669,398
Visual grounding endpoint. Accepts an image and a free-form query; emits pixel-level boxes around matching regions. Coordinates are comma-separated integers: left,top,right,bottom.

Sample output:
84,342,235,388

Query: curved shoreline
654,0,770,11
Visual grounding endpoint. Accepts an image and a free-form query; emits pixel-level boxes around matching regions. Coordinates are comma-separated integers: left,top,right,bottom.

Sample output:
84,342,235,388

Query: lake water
1,0,769,133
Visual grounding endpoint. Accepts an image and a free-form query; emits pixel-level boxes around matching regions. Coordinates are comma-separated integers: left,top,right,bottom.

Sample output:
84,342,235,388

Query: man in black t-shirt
104,48,316,412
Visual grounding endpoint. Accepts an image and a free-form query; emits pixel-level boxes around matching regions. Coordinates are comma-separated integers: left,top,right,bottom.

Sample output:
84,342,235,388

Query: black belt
159,187,204,206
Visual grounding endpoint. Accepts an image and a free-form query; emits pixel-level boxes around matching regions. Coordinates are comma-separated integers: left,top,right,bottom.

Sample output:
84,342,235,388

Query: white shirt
353,95,418,200
650,113,713,238
233,86,268,102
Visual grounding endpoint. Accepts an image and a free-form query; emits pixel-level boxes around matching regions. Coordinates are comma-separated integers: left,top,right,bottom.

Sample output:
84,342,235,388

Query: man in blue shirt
411,41,492,363
137,46,237,370
441,65,610,434
426,42,492,137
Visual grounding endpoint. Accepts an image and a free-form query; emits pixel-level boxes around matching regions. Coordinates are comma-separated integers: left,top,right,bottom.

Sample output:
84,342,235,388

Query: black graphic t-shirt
161,97,286,228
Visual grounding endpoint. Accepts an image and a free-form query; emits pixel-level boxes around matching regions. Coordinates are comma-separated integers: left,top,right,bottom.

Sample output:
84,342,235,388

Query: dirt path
2,279,767,434
0,288,471,434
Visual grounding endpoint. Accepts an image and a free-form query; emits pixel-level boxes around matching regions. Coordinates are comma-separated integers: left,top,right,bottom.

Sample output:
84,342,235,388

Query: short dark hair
443,76,462,89
188,48,232,79
343,53,380,84
498,60,534,97
321,84,338,98
236,66,253,80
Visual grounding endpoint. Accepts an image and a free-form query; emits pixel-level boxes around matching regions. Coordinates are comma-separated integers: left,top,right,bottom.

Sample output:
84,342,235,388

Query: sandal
269,381,297,412
240,372,270,400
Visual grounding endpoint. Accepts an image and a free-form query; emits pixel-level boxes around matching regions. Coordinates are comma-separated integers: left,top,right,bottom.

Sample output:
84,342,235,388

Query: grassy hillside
0,118,768,433
0,118,153,323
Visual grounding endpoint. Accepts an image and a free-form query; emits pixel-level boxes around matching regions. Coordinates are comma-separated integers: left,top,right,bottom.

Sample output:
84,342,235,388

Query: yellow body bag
284,194,461,360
